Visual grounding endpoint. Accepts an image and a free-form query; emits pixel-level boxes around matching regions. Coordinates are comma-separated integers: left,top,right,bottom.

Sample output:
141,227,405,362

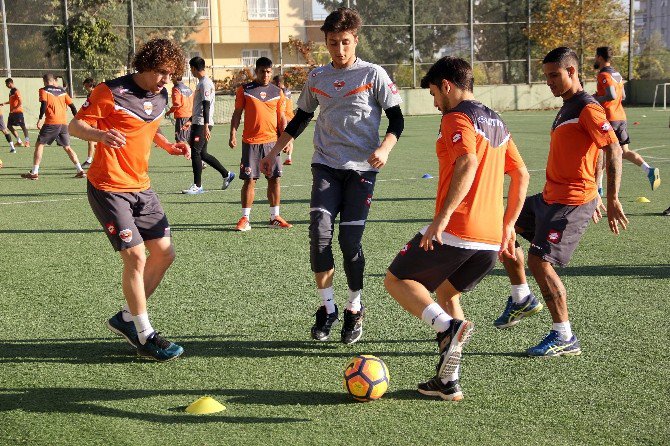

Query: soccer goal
652,83,670,111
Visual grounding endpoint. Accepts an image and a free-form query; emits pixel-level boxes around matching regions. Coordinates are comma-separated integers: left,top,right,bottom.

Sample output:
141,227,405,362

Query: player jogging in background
69,38,190,362
20,73,85,180
181,56,235,195
495,47,628,357
4,78,30,147
80,78,97,169
229,57,292,231
166,75,194,144
260,7,404,345
593,46,659,192
0,104,16,153
384,57,529,401
272,74,295,165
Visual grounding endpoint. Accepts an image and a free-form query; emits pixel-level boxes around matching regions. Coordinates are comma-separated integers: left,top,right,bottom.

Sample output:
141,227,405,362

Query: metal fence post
469,0,474,67
411,0,416,88
278,0,283,74
628,0,634,80
527,0,531,84
209,0,215,74
1,0,11,77
63,0,74,96
128,0,136,72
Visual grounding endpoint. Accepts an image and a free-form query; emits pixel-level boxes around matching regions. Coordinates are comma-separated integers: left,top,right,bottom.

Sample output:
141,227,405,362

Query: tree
635,31,670,79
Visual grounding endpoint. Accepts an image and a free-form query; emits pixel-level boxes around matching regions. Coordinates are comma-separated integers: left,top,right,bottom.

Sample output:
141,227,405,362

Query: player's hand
36,120,42,130
102,128,126,149
260,155,273,176
419,216,449,251
229,134,237,149
172,141,191,160
592,195,606,223
282,141,293,154
498,224,517,261
606,198,628,235
205,126,211,141
368,146,390,169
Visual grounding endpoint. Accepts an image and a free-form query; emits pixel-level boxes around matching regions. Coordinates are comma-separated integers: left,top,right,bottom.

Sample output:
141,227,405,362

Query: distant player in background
229,57,292,231
181,56,235,195
0,103,16,153
4,78,30,147
20,73,85,180
80,78,97,169
166,75,193,144
272,74,294,165
593,46,660,192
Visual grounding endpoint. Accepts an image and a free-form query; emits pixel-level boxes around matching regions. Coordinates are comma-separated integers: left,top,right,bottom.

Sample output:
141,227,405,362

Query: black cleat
417,376,463,401
341,306,365,345
310,305,338,341
435,319,474,379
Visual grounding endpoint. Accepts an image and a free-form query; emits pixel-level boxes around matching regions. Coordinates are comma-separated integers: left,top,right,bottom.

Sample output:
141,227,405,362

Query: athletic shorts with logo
37,124,70,146
7,112,24,127
240,142,281,179
87,181,170,251
609,120,630,146
174,117,191,143
388,233,497,293
516,193,598,267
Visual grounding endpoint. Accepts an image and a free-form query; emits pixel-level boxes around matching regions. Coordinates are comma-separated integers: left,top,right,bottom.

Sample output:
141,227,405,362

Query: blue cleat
222,171,235,190
527,330,581,357
648,167,660,191
136,332,184,361
106,311,138,348
494,294,543,329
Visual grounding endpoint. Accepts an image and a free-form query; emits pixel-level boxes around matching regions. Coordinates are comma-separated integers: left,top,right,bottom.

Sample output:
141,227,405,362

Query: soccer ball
343,355,390,401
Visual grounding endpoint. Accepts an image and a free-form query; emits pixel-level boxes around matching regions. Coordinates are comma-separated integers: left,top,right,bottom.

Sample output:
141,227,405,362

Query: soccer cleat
283,159,292,165
417,376,463,401
663,206,670,216
81,160,91,169
435,319,474,380
182,184,204,195
105,311,138,348
74,171,87,179
9,147,16,153
341,306,365,345
527,330,582,357
311,305,338,341
597,187,603,197
648,167,660,191
268,215,293,229
236,216,251,232
222,171,235,190
136,332,184,361
23,141,30,147
201,162,208,169
494,294,543,329
20,171,38,180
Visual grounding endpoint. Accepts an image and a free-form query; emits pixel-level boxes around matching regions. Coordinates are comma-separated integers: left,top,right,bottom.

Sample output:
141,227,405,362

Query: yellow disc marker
636,197,651,203
185,396,226,414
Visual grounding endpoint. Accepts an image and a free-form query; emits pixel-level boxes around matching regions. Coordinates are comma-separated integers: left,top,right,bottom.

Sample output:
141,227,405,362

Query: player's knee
122,247,146,270
527,254,549,276
383,270,399,291
338,227,363,260
309,210,333,246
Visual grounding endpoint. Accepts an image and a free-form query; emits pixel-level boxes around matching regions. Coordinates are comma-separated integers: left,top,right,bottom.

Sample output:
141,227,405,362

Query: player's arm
603,141,628,234
594,85,617,103
368,105,404,169
202,99,212,141
229,107,243,148
153,129,190,159
68,103,77,116
167,89,181,116
500,139,529,259
36,100,47,129
594,73,617,103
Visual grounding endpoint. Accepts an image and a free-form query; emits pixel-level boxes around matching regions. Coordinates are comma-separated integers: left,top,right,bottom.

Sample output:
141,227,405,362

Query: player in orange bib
20,73,85,180
4,78,30,147
593,46,659,192
384,57,529,401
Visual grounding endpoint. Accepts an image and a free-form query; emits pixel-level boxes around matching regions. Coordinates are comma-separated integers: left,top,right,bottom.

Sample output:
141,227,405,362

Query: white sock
511,283,531,303
9,142,14,149
552,321,572,341
85,156,93,163
641,162,651,174
318,287,336,314
75,162,83,172
121,304,133,322
132,312,155,345
441,364,460,384
421,302,453,333
242,207,251,219
287,154,292,160
17,138,22,144
32,165,39,175
270,206,280,219
346,289,362,312
597,174,603,189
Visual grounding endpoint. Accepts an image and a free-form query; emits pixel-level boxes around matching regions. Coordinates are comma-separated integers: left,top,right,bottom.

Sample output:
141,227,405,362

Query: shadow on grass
0,387,313,423
488,264,670,279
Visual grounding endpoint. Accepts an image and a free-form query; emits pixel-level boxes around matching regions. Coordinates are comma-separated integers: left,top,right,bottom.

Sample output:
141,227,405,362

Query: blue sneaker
222,172,235,190
106,311,138,348
137,332,184,361
648,167,660,191
527,330,581,357
494,294,543,329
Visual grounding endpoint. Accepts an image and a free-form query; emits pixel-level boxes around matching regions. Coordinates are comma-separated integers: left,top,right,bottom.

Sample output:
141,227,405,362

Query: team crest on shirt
399,242,411,256
143,101,153,116
333,80,346,91
452,131,462,143
600,122,611,133
547,229,562,244
204,89,212,98
388,83,399,94
119,229,133,243
260,91,267,99
194,136,200,142
106,222,117,235
602,78,607,84
82,100,90,109
245,167,252,175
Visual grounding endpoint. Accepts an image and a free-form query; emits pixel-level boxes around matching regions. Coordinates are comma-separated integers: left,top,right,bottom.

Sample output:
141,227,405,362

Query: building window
193,0,209,19
242,49,270,67
248,0,278,20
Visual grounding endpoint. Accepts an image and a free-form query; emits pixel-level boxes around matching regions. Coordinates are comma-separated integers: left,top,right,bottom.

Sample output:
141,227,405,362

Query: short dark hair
173,75,183,82
42,73,55,82
133,38,185,77
420,56,474,92
189,56,206,72
5,78,12,85
596,46,612,62
543,47,579,69
82,77,95,86
320,7,362,36
255,57,273,69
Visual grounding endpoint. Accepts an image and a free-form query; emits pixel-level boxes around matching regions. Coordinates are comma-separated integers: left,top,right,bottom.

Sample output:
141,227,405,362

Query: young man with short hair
260,7,404,344
69,38,191,361
229,57,292,231
4,78,30,147
181,56,234,195
166,75,194,144
20,73,85,180
80,77,97,169
593,46,659,192
495,47,628,357
384,57,529,401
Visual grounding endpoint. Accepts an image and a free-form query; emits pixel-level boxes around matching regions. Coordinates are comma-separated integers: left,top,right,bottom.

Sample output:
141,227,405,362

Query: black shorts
516,193,598,267
240,142,281,179
87,181,171,252
37,124,70,146
174,117,191,143
7,112,24,128
388,232,498,293
610,120,630,146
